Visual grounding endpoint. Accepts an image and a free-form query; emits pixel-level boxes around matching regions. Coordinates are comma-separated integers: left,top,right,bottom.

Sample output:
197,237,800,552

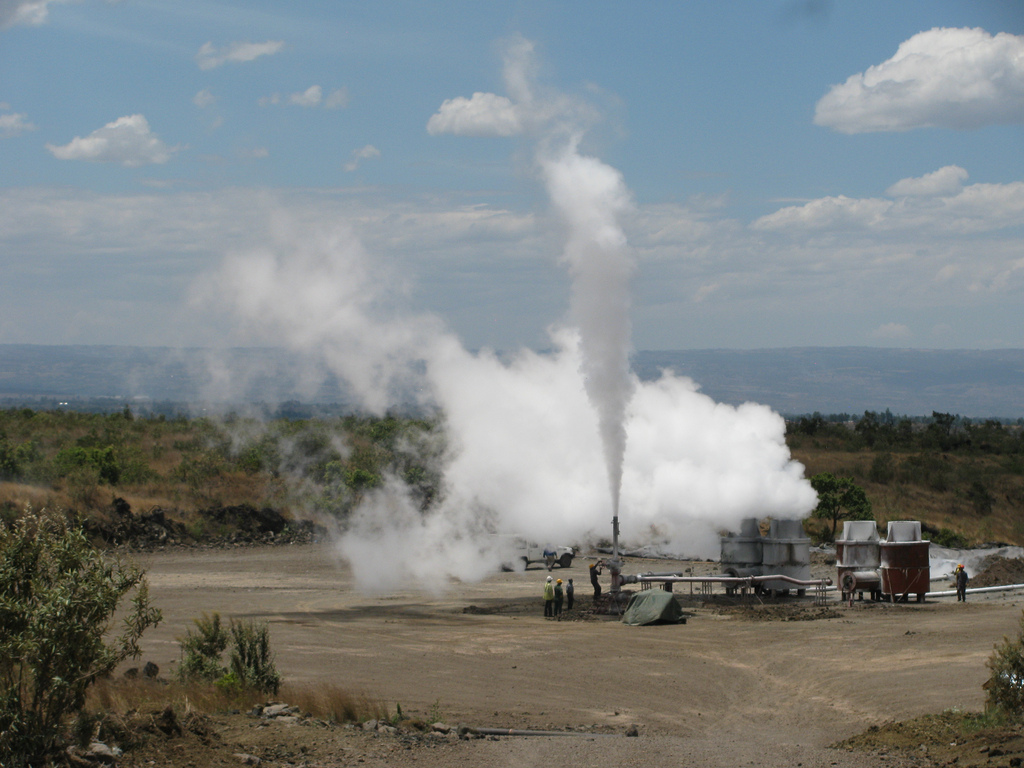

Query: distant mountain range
1,344,1022,418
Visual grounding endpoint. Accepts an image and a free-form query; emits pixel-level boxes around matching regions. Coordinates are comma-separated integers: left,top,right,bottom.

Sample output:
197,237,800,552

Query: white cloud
427,34,596,138
0,111,35,137
872,322,912,341
3,182,1024,350
815,27,1024,133
195,40,284,70
427,92,523,137
259,85,346,109
0,0,66,29
753,168,1024,235
45,114,178,167
344,144,380,172
887,165,968,197
288,85,321,107
324,88,349,109
193,89,215,108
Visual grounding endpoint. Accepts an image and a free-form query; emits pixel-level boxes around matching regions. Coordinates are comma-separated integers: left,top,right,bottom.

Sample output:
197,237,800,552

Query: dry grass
791,445,1024,546
84,677,388,725
283,683,390,723
0,481,63,512
86,677,263,717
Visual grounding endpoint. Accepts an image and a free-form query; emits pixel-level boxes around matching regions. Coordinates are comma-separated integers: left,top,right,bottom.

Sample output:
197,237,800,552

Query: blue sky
2,0,1024,352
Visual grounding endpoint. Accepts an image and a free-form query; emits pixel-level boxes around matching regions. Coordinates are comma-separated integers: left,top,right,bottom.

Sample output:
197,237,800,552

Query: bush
177,612,229,683
0,510,161,766
229,619,281,695
986,610,1024,718
176,614,280,695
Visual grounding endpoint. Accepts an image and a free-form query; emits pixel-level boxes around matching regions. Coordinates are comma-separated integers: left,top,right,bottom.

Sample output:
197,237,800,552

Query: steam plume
201,38,817,592
541,137,634,518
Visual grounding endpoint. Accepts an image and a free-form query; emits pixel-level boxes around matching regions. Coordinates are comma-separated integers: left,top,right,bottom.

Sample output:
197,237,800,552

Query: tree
810,472,873,540
0,510,161,766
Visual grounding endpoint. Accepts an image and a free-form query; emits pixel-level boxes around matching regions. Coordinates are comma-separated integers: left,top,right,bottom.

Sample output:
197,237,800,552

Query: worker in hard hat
543,575,555,617
554,578,564,618
955,564,969,602
590,559,603,599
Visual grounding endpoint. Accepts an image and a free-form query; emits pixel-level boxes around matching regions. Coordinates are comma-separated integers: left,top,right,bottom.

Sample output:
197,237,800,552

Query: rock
362,719,378,731
234,753,262,766
122,667,139,679
261,703,293,718
84,741,120,764
142,661,159,678
274,715,301,725
625,724,639,737
430,722,451,734
155,704,181,736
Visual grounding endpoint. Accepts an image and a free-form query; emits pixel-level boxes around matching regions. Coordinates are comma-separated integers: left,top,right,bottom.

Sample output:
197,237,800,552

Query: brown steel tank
879,521,930,602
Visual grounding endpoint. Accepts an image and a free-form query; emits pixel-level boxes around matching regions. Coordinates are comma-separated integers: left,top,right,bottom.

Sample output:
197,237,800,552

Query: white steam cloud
203,38,816,592
540,138,634,517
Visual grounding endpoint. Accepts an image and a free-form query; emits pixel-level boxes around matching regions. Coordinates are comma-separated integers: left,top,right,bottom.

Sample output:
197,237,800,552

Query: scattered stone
626,724,639,737
83,741,120,764
430,722,451,734
362,719,378,732
234,753,261,766
261,703,294,718
150,704,180,737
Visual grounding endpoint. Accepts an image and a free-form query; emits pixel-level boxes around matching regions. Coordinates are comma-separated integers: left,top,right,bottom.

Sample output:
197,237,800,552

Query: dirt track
131,544,1024,767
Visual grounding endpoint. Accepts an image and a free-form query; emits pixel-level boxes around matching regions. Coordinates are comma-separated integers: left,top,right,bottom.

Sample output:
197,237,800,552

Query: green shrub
177,612,229,682
177,614,280,695
0,510,161,767
926,527,969,549
986,610,1024,718
229,619,281,695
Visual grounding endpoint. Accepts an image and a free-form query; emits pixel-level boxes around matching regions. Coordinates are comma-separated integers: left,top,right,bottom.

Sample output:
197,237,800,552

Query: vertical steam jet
541,137,635,536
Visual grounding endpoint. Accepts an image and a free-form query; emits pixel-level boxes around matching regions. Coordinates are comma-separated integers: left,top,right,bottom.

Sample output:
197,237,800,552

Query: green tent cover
621,589,686,626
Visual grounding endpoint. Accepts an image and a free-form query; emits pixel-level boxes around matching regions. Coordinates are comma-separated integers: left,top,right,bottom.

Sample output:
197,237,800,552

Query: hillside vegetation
789,411,1024,546
0,407,441,541
2,406,1023,548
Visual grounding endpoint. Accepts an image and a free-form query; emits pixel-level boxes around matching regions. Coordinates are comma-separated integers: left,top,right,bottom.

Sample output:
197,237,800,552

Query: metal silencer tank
720,517,763,579
835,520,881,601
760,518,811,596
879,521,930,603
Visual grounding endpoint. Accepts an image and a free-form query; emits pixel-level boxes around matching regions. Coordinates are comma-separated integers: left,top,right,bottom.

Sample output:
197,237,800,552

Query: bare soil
111,544,1024,768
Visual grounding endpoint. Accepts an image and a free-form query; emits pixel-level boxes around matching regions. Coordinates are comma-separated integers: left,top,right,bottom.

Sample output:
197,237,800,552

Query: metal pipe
631,573,831,588
466,727,619,737
926,582,1024,598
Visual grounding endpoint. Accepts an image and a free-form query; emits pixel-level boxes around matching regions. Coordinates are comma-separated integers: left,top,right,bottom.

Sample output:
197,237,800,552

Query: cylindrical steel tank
760,519,810,595
879,521,930,602
720,517,763,578
836,520,881,601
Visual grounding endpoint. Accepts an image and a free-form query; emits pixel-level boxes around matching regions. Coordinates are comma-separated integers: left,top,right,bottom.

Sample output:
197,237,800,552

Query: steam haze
200,38,817,592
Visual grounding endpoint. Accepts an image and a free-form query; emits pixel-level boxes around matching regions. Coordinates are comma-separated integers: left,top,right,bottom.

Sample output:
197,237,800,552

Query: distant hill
1,344,1022,418
632,348,1024,419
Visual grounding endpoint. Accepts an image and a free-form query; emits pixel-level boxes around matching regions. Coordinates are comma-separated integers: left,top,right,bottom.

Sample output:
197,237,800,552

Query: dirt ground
115,544,1024,768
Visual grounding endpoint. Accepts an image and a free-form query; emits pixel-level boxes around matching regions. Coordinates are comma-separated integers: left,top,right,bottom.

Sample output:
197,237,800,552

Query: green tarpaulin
621,590,686,626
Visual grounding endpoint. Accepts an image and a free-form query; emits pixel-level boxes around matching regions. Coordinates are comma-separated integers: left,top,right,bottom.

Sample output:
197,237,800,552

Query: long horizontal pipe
632,573,831,588
467,727,619,737
927,582,1024,598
